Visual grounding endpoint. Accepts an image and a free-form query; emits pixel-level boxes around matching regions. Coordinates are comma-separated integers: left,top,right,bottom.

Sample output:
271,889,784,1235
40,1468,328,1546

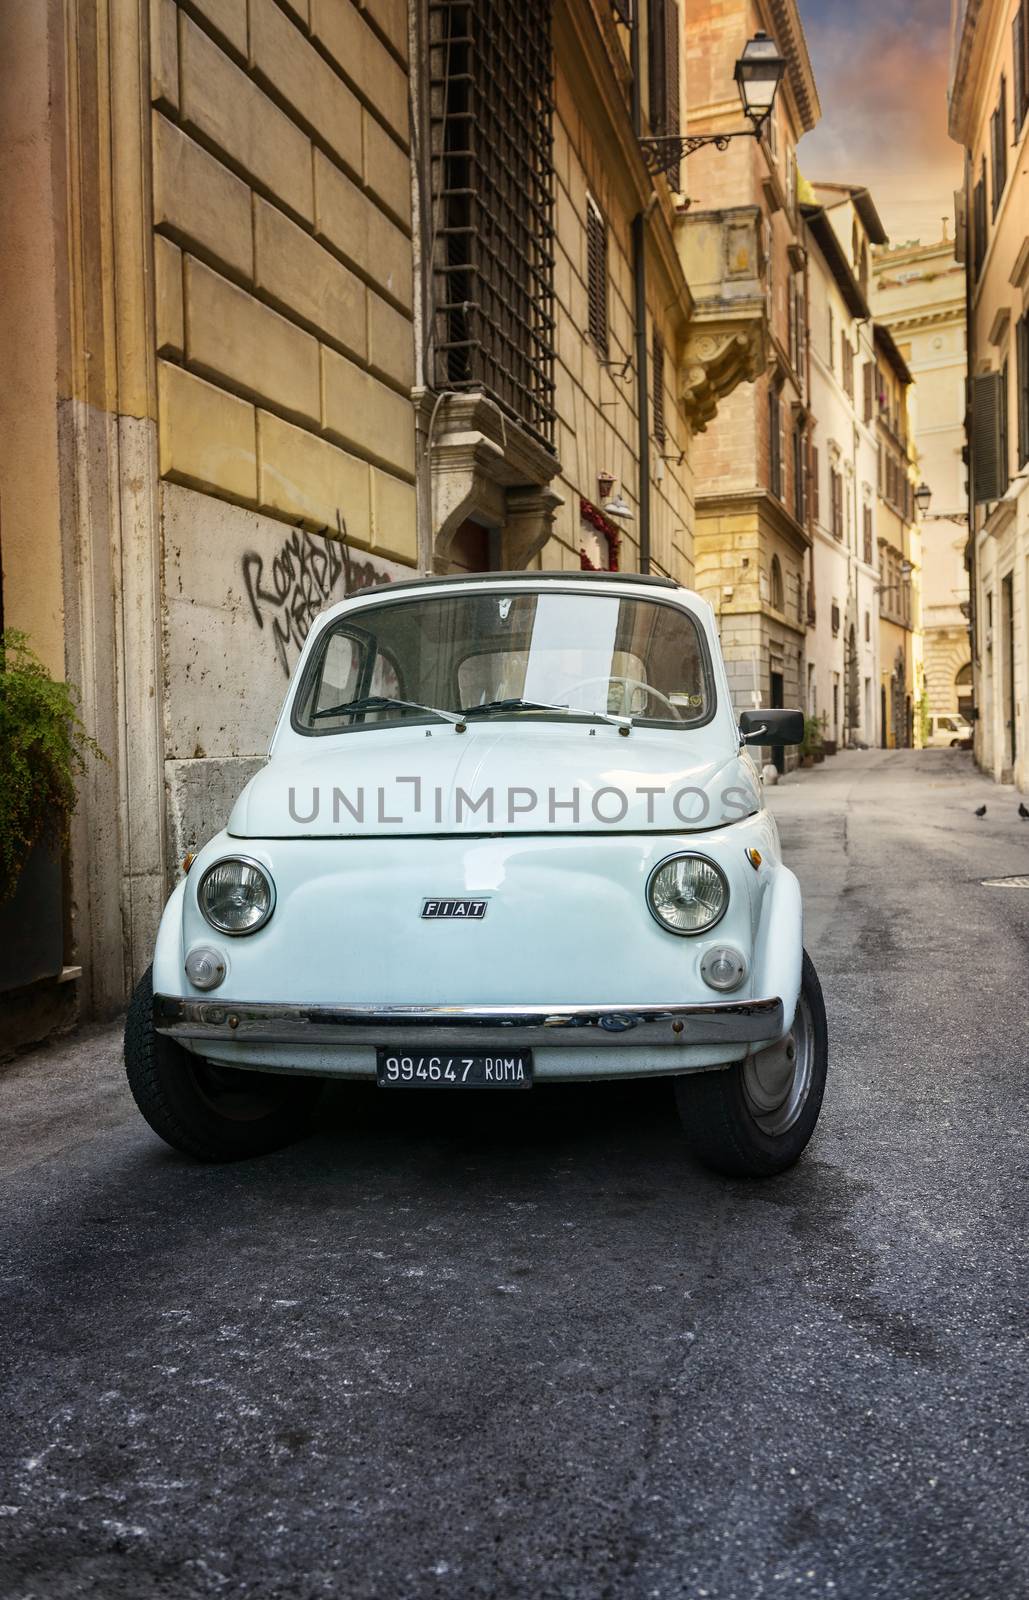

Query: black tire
674,949,828,1178
124,967,322,1162
950,739,959,748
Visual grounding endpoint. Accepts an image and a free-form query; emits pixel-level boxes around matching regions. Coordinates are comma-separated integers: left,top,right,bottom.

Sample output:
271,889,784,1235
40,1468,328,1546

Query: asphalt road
1,750,1027,1600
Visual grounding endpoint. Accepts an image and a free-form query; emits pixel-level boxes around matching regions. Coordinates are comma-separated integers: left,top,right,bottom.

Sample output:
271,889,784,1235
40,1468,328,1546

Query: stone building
0,0,760,1034
872,238,971,725
802,184,885,751
949,0,1029,790
683,0,821,769
874,326,923,748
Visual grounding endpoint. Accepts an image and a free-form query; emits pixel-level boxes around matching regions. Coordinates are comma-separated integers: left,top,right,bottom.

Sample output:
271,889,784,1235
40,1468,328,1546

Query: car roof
360,569,682,596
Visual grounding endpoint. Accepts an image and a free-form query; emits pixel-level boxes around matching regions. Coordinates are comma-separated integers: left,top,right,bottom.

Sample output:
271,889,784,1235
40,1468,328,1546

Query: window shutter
972,370,1007,502
1014,7,1026,136
648,0,681,189
1017,311,1029,467
810,445,820,526
586,197,608,355
863,361,874,424
652,331,666,445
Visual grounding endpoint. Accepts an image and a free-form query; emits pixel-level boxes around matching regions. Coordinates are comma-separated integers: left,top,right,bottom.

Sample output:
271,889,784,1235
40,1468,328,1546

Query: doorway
1001,573,1016,773
770,669,785,774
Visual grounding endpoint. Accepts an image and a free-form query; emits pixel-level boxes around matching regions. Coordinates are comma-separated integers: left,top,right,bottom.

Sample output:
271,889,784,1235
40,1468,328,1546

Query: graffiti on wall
241,521,405,677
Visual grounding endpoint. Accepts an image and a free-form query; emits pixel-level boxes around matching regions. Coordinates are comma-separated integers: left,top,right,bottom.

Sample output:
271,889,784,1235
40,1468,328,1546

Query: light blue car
126,570,827,1177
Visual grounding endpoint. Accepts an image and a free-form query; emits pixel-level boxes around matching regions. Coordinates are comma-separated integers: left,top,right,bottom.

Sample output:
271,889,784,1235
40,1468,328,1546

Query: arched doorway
955,661,972,721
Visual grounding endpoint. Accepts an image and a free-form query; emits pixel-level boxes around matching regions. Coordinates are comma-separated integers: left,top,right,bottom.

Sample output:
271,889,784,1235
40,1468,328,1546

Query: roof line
801,204,870,319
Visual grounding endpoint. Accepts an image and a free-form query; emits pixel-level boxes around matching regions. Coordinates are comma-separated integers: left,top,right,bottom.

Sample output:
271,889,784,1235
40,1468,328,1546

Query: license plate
376,1049,533,1089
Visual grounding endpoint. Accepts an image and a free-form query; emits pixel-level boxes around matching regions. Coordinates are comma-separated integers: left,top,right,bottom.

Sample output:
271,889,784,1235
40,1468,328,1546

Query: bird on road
975,804,987,817
1019,802,1029,819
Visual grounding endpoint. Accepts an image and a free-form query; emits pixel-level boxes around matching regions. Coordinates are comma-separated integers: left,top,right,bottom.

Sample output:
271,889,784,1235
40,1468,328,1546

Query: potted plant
800,715,822,768
0,631,102,992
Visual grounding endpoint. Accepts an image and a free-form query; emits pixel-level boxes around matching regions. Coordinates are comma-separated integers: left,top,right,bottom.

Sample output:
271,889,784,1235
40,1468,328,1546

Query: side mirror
739,708,805,745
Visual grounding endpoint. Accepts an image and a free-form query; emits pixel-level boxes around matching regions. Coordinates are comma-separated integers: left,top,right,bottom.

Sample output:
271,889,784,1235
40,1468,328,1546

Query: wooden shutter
652,331,666,444
1017,312,1029,467
1014,6,1026,136
649,0,682,189
586,197,608,355
972,371,1007,502
863,361,874,424
809,444,820,526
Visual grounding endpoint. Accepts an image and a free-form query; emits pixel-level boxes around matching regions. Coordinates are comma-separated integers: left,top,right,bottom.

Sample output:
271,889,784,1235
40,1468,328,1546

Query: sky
796,0,963,247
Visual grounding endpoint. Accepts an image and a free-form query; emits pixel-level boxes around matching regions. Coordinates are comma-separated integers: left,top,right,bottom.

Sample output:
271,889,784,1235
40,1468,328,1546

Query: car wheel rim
741,991,814,1137
190,1061,292,1123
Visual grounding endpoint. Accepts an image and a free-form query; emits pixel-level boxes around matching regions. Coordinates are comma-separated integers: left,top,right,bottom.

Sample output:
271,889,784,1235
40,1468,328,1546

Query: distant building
949,0,1029,789
874,327,923,748
872,239,971,724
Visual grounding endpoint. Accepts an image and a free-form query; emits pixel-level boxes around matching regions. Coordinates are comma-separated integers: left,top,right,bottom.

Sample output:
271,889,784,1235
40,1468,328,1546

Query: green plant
800,715,823,757
0,631,103,904
916,694,930,747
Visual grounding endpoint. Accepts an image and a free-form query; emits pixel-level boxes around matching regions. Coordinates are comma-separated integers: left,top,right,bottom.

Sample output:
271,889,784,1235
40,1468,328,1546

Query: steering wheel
561,675,683,719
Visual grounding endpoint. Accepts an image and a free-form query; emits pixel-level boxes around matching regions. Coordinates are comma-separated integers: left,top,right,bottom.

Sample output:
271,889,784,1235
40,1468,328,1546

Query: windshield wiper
311,694,461,724
459,696,631,731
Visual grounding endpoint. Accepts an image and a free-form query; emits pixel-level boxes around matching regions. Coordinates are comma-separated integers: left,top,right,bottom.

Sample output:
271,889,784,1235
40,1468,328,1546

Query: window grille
652,332,666,445
586,196,608,355
428,0,556,448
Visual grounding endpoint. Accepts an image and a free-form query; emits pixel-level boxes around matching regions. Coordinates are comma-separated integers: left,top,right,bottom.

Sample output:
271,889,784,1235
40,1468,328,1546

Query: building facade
683,0,820,767
0,0,761,1035
872,238,971,725
874,326,923,748
950,0,1029,790
802,185,885,751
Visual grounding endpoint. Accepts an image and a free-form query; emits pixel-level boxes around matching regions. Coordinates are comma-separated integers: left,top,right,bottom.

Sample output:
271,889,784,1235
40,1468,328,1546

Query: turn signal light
746,848,762,870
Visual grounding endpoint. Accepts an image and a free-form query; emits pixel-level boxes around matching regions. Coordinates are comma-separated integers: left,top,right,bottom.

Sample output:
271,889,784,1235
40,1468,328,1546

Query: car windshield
293,589,714,735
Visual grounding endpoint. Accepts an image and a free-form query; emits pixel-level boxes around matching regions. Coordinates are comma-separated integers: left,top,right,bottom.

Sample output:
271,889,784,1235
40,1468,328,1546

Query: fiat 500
126,571,827,1177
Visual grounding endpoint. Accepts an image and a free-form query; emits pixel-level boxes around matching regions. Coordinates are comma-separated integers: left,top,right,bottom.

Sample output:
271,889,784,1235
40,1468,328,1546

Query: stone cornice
765,0,821,134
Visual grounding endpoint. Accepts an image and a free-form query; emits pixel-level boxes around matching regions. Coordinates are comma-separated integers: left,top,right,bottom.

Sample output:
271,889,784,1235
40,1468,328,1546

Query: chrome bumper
153,995,784,1049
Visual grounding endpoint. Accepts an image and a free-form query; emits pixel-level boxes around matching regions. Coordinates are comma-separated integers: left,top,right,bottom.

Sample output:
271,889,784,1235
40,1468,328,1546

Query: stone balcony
677,204,770,432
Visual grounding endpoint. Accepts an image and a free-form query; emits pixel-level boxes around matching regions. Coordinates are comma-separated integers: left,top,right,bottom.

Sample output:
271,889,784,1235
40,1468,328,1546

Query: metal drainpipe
962,148,978,734
630,9,651,575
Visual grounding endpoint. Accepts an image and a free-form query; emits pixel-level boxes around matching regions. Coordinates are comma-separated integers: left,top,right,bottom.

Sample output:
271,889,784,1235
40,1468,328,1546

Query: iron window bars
428,0,557,450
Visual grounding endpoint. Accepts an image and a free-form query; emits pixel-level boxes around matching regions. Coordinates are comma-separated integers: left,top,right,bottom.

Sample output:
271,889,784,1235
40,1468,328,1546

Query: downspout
409,0,434,575
962,148,978,739
630,11,651,574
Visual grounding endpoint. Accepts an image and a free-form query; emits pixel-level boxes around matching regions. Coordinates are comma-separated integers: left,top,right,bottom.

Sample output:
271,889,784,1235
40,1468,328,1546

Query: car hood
227,722,761,838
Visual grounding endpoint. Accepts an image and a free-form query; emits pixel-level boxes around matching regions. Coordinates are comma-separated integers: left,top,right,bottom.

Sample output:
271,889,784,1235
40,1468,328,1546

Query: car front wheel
674,949,827,1178
125,967,322,1162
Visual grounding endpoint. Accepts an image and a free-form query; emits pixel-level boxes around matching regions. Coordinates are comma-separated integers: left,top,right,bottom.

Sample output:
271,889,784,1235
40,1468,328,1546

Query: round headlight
647,853,728,936
198,856,275,935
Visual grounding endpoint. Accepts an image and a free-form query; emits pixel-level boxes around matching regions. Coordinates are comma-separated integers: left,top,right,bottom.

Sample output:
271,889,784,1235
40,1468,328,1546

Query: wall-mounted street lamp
914,482,932,516
639,31,786,178
912,482,971,525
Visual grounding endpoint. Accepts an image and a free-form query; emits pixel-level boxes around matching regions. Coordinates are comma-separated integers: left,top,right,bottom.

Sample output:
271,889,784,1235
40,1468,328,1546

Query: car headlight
646,853,728,936
197,856,275,935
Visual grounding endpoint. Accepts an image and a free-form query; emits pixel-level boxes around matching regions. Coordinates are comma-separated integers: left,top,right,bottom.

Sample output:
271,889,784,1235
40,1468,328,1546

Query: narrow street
1,751,1026,1600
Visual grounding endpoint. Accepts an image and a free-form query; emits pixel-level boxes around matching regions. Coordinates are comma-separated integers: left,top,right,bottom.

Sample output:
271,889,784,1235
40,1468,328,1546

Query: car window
294,590,714,734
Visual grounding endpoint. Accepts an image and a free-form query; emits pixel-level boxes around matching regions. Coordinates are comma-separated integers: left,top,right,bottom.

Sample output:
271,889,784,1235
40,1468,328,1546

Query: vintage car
126,571,827,1177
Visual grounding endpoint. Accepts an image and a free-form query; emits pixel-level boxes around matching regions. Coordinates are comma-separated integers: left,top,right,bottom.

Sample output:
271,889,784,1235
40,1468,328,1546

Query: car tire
674,949,828,1179
124,966,322,1162
950,739,959,748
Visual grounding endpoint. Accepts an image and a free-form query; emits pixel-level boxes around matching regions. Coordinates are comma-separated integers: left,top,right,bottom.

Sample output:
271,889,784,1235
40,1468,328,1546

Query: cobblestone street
1,751,1026,1599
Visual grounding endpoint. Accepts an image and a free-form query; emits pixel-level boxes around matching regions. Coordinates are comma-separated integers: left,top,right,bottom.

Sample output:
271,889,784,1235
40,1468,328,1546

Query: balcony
678,205,770,432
